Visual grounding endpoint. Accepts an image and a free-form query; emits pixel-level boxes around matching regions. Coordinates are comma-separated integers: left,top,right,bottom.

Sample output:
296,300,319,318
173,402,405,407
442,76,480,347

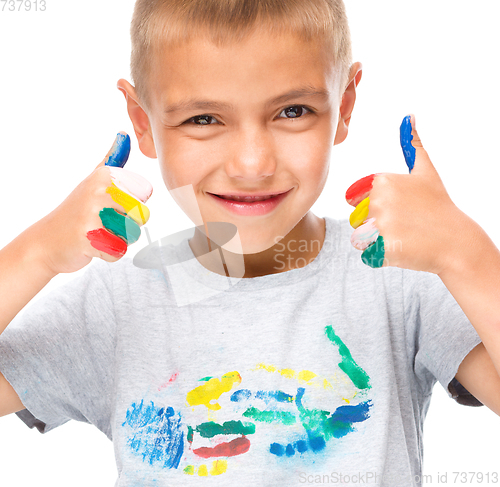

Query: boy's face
120,29,360,255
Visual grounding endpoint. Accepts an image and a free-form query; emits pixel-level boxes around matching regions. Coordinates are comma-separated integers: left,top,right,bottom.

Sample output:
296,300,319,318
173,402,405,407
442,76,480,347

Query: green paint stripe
325,325,371,390
199,376,212,382
361,235,385,268
195,420,255,438
242,407,296,425
99,207,141,244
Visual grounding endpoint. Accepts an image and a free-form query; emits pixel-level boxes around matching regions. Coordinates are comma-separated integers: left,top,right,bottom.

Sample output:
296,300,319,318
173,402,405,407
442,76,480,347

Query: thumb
96,131,131,169
400,114,436,176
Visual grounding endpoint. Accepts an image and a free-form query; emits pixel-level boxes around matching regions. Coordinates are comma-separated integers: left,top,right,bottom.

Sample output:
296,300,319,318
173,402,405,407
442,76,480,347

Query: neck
188,213,326,279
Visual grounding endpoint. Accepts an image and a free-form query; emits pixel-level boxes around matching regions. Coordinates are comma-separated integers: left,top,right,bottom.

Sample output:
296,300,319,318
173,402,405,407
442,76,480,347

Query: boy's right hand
35,132,153,275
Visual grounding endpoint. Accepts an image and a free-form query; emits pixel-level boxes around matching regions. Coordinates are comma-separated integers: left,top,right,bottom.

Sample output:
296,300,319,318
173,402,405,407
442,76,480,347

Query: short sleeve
0,259,116,438
403,269,483,406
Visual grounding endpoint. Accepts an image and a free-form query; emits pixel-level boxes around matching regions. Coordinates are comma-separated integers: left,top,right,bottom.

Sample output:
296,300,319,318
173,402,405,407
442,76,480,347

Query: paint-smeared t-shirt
0,217,482,486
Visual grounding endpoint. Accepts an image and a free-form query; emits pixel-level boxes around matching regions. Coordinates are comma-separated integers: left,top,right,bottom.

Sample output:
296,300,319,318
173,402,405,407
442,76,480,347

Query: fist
345,115,460,274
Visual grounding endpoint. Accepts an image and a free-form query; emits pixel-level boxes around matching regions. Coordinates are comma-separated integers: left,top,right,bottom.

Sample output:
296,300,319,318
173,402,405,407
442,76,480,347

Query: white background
1,0,499,485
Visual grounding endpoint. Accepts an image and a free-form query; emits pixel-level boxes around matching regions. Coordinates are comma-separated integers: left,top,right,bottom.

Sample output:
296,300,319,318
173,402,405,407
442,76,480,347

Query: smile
208,189,293,216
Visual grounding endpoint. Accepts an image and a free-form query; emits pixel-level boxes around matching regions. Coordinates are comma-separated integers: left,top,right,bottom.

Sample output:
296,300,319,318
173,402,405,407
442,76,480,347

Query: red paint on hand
193,436,250,458
87,228,127,257
345,174,376,207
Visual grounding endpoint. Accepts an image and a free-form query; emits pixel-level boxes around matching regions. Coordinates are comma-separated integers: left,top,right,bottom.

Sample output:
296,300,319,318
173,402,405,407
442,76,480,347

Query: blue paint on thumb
400,115,416,173
105,132,131,168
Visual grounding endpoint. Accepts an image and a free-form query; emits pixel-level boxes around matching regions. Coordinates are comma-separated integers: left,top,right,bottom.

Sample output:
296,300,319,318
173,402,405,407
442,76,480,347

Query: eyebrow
163,86,331,115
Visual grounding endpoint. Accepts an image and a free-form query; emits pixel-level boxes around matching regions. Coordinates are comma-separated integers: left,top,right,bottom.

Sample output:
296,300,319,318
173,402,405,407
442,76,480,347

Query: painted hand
86,132,153,258
38,132,153,275
345,115,460,273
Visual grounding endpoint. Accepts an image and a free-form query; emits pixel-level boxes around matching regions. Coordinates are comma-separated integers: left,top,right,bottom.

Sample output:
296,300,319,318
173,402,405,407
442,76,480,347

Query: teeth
223,195,275,202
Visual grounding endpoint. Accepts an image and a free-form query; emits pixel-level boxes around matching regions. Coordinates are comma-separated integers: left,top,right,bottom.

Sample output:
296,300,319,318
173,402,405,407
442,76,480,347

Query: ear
116,79,157,159
334,62,363,146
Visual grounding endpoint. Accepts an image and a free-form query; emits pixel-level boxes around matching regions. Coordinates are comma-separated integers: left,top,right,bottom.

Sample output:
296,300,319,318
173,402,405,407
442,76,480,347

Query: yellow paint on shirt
253,363,334,390
184,465,195,475
254,363,276,373
186,371,242,410
298,370,317,383
210,460,228,476
198,465,208,476
106,182,150,225
280,368,296,379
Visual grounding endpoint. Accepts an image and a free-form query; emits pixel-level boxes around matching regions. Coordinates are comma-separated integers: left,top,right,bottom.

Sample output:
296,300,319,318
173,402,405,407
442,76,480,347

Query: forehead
148,29,341,111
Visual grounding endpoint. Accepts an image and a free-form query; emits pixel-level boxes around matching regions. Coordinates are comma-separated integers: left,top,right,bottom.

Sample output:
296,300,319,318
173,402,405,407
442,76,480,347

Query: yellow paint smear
106,182,150,225
298,370,317,383
186,371,242,410
254,363,335,389
210,460,228,476
254,363,276,373
349,197,370,229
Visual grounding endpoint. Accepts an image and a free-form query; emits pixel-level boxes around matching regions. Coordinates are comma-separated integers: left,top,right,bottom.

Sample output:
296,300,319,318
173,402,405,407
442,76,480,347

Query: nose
224,124,277,181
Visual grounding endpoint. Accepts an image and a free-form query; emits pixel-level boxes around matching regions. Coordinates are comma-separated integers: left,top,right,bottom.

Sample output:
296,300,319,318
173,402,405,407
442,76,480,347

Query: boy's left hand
345,115,468,274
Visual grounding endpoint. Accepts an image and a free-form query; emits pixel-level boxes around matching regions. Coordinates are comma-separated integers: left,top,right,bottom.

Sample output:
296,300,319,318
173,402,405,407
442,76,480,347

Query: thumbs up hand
36,132,153,275
345,115,460,274
86,132,152,259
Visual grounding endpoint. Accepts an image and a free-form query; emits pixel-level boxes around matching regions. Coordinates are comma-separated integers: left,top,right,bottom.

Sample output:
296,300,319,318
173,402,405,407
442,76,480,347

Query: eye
182,114,219,126
278,105,314,120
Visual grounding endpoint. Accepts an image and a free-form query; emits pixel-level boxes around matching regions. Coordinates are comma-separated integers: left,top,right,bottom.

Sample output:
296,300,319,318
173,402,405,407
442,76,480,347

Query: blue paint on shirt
231,388,294,404
122,400,184,469
270,442,285,456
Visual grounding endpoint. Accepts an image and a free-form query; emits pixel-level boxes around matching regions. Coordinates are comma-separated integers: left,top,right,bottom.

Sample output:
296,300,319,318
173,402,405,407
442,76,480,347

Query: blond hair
130,0,352,111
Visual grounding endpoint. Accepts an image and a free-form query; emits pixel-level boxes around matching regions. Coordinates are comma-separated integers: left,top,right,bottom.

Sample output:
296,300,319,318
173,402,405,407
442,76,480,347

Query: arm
346,115,500,414
455,343,500,417
0,371,25,416
0,131,148,337
0,226,57,417
439,214,500,415
0,132,152,416
0,224,58,337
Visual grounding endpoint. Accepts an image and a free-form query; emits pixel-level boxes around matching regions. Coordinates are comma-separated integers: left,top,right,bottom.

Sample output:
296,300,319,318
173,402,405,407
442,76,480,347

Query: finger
96,132,131,169
400,115,416,173
98,208,141,244
400,114,436,176
350,218,379,251
345,172,387,207
361,235,386,269
86,227,128,258
346,174,376,207
105,183,150,225
349,197,370,229
107,167,153,203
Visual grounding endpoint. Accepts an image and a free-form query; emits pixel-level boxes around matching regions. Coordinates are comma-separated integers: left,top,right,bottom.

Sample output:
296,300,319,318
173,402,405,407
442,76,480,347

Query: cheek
158,161,181,192
158,153,204,192
287,135,331,191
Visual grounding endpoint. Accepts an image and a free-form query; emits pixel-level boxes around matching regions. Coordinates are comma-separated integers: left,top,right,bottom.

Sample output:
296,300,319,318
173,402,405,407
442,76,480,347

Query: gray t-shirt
0,217,482,486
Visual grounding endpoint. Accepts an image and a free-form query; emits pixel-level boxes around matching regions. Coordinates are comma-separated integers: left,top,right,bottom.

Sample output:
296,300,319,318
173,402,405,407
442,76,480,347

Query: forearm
0,221,58,336
438,212,500,377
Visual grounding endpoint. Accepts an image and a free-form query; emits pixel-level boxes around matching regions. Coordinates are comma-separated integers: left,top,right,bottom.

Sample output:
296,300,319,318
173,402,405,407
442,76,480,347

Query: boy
1,0,500,486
